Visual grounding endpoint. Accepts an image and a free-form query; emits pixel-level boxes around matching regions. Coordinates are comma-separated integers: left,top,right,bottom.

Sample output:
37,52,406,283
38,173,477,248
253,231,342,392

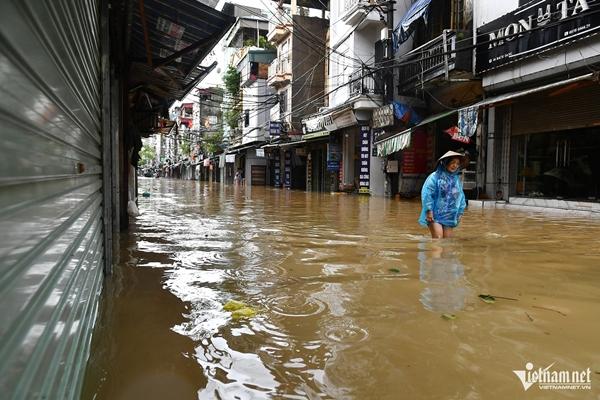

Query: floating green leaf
479,294,496,304
223,300,246,311
388,268,401,273
441,313,456,320
231,307,257,320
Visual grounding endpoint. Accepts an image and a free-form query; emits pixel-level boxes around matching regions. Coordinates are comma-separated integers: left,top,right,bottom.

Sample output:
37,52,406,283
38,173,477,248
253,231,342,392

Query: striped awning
376,131,411,157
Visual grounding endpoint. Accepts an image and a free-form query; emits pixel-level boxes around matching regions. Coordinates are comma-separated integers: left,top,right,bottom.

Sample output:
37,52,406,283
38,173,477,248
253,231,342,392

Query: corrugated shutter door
0,1,104,399
512,83,600,135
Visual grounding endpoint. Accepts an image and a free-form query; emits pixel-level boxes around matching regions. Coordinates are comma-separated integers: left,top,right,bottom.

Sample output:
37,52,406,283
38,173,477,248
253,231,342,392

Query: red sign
402,128,429,174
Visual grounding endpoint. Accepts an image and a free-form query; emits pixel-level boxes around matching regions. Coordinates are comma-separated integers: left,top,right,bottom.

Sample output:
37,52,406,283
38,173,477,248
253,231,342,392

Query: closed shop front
510,83,600,201
0,1,107,399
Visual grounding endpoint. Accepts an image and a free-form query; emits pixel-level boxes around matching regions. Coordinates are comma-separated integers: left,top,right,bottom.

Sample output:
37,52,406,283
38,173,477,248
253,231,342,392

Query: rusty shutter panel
512,82,600,136
0,0,105,399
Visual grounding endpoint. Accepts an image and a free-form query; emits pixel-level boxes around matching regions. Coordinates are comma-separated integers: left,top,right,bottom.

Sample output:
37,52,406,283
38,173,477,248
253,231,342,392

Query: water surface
83,179,600,399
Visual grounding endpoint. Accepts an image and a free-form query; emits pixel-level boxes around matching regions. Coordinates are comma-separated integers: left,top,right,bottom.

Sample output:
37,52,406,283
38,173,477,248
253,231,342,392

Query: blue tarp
393,0,432,51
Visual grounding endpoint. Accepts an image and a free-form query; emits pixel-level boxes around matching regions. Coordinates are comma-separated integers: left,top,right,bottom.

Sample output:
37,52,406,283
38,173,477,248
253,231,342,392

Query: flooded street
83,178,600,399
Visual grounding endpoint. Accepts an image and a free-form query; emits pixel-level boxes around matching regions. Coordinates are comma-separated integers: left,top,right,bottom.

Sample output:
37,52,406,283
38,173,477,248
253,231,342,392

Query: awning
472,72,596,108
226,140,266,154
128,0,236,107
394,0,432,47
302,130,330,140
377,131,411,157
375,109,456,157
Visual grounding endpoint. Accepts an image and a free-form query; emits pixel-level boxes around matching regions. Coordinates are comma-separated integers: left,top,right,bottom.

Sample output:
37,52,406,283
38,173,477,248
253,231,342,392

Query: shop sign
477,0,600,72
256,148,265,157
284,150,291,188
225,154,235,163
302,108,357,133
274,152,281,187
402,128,429,174
327,134,341,171
372,104,395,129
358,125,371,194
330,109,357,131
270,121,281,136
302,115,325,133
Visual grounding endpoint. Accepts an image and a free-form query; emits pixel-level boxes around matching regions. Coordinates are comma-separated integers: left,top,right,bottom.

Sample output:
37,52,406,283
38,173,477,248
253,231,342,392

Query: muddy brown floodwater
82,178,600,400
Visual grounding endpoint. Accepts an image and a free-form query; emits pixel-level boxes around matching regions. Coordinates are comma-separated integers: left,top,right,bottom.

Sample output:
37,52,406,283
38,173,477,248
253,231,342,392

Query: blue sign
327,161,340,171
284,150,291,188
359,125,370,194
274,152,281,187
270,121,281,136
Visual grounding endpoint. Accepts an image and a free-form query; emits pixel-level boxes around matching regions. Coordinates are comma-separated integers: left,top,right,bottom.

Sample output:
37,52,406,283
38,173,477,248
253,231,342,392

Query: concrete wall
242,79,274,144
291,15,328,129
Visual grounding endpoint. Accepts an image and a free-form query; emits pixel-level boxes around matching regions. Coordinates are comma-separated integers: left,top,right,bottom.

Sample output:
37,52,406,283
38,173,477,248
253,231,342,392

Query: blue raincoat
418,163,466,228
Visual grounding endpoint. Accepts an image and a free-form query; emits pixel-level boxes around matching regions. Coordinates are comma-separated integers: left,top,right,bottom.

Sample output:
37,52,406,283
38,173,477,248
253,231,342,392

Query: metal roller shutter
512,82,600,135
0,0,104,399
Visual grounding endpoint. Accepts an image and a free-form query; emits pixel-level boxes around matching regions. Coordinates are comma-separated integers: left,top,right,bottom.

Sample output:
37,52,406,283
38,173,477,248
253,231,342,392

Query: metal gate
0,0,105,399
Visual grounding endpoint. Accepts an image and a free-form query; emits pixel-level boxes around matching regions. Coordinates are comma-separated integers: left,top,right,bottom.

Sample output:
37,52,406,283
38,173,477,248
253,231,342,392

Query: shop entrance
513,127,600,200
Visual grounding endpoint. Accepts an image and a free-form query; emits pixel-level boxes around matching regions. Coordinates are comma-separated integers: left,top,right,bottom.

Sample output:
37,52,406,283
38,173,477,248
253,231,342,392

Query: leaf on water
231,306,257,320
441,313,456,320
223,299,246,311
478,294,496,304
388,268,401,273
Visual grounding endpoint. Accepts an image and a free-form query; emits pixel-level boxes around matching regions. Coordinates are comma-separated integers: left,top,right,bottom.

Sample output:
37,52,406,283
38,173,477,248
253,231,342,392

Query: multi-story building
301,0,401,196
227,46,277,185
474,0,600,212
266,4,329,191
219,3,272,184
373,0,481,198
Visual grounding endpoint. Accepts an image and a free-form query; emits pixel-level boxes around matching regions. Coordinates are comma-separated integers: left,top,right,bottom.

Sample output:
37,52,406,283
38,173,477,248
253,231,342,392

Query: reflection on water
83,179,600,400
418,243,469,314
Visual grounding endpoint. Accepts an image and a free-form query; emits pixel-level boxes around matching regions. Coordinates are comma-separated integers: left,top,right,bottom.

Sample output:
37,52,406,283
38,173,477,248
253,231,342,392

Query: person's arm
421,174,437,222
457,183,466,217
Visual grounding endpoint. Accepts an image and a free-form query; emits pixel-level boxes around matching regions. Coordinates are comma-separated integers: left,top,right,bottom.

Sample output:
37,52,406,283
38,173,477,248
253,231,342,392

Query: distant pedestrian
419,151,467,239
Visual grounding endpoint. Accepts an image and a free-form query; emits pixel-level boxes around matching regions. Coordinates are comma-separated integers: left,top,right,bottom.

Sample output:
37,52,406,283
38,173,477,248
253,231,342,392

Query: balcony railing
349,66,383,97
341,0,380,27
267,56,292,87
397,30,472,90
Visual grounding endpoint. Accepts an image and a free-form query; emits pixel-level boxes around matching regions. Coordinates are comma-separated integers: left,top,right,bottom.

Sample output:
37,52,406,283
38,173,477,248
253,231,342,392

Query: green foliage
259,36,275,49
223,66,241,97
139,144,156,165
242,36,274,49
202,130,224,155
224,108,240,130
180,140,190,157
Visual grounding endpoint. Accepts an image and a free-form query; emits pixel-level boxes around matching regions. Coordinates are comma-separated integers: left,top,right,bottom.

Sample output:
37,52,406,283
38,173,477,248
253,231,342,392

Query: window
244,109,250,127
279,90,287,114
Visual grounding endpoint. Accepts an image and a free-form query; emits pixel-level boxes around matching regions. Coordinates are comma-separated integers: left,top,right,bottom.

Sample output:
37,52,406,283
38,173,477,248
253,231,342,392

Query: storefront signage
358,125,371,194
302,108,358,134
226,154,235,163
256,148,265,157
402,128,429,174
270,121,281,136
274,152,281,187
327,134,341,171
372,104,395,129
476,0,600,72
284,150,291,188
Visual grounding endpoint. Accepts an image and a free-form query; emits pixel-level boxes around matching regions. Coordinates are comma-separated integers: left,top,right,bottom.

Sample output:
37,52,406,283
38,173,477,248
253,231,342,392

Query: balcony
267,23,291,44
267,57,292,88
348,66,383,109
341,0,381,29
397,30,473,92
